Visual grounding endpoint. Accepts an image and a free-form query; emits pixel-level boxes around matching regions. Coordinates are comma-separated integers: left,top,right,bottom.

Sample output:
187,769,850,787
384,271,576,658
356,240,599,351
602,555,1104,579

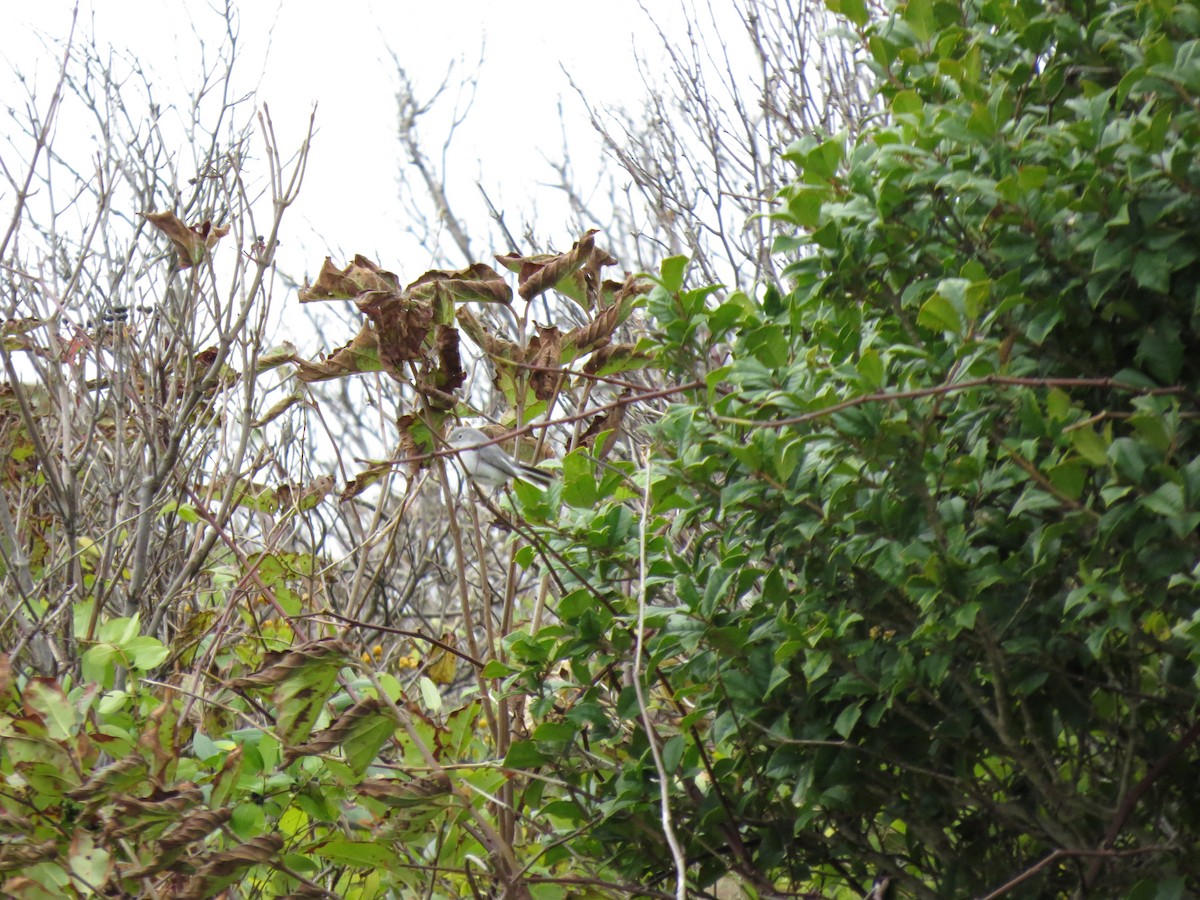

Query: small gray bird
447,426,552,488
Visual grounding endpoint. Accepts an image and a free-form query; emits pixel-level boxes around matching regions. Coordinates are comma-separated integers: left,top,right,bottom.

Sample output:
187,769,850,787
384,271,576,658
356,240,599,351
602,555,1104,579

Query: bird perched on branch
446,426,552,488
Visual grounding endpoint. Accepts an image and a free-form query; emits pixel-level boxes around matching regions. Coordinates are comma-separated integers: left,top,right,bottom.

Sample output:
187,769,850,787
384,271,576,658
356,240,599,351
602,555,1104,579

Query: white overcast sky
8,0,704,284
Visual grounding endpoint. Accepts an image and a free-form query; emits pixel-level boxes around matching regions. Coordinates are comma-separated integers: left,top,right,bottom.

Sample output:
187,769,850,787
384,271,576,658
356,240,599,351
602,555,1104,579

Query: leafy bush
522,0,1200,895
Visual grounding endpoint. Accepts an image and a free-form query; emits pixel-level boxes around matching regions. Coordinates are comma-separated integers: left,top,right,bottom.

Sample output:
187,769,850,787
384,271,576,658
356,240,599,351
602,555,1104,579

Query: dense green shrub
532,0,1200,895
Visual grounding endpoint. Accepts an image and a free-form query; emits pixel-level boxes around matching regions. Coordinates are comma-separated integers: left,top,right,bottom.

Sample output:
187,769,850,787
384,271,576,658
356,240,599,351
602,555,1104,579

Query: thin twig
633,445,689,899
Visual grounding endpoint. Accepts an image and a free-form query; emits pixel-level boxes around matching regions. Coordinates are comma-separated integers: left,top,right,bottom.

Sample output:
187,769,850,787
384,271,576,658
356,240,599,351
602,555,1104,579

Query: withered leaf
176,834,285,900
158,808,233,851
2,318,42,336
228,638,351,746
293,328,381,383
340,461,397,500
576,393,630,460
283,697,397,774
455,307,520,361
253,341,298,373
407,263,512,306
0,838,58,869
563,303,620,362
356,292,433,377
252,388,304,428
106,784,205,833
194,833,284,877
142,211,230,267
433,324,466,394
228,638,353,691
298,255,400,302
275,475,335,512
611,274,653,317
208,746,243,809
396,413,429,477
0,808,32,836
414,379,459,411
64,755,148,804
497,230,617,308
527,325,564,402
581,342,655,376
579,243,620,309
193,346,221,372
357,773,452,808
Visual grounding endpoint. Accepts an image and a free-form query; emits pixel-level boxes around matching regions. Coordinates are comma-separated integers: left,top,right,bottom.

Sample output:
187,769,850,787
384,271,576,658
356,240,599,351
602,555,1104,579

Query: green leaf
561,449,598,508
1047,460,1085,500
662,734,686,773
1136,322,1184,384
481,659,515,678
1017,165,1048,191
417,676,442,713
230,802,266,839
126,636,169,670
904,0,935,42
24,680,76,741
1131,251,1170,294
269,644,347,745
834,703,862,738
658,256,689,292
533,721,577,743
856,348,884,389
806,138,845,182
1142,482,1184,519
917,293,962,334
312,840,400,870
504,740,548,768
340,703,399,777
785,186,827,228
1071,426,1109,466
81,644,118,687
826,0,870,27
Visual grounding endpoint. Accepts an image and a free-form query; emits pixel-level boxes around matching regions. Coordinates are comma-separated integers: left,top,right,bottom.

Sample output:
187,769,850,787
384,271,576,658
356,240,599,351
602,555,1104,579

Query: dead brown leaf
406,263,512,305
576,393,630,459
293,328,381,383
527,325,564,402
564,303,620,361
355,292,434,377
433,324,466,394
142,211,230,267
496,230,617,308
298,255,400,302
